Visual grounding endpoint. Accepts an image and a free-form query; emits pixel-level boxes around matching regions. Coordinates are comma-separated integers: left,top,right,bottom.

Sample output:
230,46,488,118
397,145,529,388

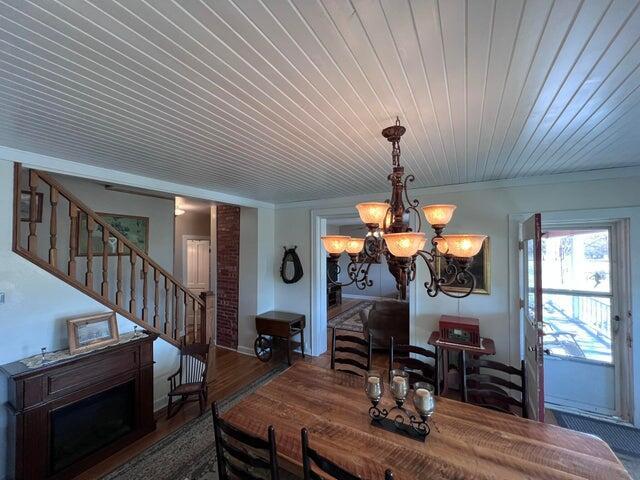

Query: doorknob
613,315,621,334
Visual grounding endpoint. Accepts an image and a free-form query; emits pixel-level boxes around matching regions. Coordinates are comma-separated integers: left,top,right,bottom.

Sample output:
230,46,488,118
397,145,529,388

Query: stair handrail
12,164,212,347
34,169,206,308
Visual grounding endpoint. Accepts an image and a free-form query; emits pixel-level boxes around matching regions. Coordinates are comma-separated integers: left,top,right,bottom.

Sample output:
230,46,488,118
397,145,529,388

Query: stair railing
12,164,213,347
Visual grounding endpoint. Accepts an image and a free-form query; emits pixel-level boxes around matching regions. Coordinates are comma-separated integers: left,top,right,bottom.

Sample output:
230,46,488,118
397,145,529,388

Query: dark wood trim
0,334,158,480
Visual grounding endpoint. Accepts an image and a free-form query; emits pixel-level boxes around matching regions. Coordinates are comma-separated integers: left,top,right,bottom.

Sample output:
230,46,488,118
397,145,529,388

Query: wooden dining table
222,363,630,479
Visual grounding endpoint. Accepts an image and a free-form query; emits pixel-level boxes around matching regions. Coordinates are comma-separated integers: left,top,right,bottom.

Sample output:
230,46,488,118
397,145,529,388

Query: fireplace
1,333,157,480
51,381,135,473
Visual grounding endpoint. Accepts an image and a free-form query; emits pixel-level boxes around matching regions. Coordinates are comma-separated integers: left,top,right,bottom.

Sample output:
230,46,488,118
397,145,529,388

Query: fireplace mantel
1,332,158,480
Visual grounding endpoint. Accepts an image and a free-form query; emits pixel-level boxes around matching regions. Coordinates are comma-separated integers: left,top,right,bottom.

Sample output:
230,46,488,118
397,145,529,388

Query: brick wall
216,205,240,349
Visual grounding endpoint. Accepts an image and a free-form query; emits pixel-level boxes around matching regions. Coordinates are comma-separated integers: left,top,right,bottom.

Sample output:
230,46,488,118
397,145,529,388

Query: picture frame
19,191,43,222
438,237,491,295
78,212,149,256
67,312,119,354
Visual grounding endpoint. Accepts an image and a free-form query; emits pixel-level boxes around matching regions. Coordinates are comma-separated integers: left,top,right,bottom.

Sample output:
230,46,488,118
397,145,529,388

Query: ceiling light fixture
321,118,486,300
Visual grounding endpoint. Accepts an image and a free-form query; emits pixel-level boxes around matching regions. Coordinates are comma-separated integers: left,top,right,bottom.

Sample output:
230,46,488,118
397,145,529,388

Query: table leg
300,326,305,358
287,337,292,366
460,350,467,403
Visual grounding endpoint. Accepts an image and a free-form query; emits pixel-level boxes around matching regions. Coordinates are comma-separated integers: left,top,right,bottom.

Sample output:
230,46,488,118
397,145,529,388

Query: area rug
552,410,640,479
102,365,289,480
328,301,372,332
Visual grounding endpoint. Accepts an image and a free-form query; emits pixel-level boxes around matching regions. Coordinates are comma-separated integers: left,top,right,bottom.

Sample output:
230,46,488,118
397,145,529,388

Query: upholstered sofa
360,300,409,350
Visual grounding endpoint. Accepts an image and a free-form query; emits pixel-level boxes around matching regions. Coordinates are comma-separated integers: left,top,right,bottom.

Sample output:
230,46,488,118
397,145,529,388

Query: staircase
12,164,213,347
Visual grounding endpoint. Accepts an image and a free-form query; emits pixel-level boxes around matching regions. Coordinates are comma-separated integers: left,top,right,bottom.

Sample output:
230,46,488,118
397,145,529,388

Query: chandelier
321,118,486,300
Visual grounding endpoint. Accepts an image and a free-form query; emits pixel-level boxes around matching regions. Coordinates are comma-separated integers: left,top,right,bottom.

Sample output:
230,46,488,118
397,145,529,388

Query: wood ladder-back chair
212,402,280,480
389,337,439,394
463,359,527,418
301,428,394,480
167,338,210,418
331,328,372,377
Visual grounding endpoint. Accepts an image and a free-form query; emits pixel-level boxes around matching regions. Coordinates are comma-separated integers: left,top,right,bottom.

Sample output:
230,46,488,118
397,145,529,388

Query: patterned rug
102,365,289,480
328,301,372,332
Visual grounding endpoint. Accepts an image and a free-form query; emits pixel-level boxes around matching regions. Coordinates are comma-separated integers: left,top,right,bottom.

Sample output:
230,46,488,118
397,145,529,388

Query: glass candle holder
389,369,409,403
365,371,383,403
413,382,436,419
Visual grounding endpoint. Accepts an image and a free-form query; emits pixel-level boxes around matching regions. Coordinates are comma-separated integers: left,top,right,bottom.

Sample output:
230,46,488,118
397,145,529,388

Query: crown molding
0,147,275,210
275,165,640,210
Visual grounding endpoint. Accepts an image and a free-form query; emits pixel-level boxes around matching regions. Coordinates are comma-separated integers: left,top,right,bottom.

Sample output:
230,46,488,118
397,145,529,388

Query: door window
541,228,612,363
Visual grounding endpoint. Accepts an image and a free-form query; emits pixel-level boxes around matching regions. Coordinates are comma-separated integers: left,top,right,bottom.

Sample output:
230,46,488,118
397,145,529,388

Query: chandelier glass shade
321,118,486,300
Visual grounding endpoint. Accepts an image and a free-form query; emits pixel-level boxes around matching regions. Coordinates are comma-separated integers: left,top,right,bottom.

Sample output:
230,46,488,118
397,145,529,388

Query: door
521,213,544,421
186,239,210,294
542,224,623,417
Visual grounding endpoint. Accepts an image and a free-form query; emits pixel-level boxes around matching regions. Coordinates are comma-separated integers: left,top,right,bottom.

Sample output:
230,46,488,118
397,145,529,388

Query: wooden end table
428,331,496,399
254,311,305,366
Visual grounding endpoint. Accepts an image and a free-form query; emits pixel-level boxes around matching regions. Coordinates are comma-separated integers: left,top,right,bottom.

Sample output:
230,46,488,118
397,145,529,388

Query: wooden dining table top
222,363,630,480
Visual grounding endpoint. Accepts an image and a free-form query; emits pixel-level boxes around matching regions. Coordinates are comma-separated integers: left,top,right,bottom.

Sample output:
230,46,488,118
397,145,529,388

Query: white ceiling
1,0,639,203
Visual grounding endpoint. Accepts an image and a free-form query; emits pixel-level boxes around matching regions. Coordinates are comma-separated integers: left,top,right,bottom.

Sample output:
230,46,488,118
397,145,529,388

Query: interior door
186,239,210,293
522,213,544,421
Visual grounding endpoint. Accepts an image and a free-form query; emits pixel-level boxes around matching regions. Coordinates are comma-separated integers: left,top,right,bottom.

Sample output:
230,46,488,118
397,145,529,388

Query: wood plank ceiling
0,0,639,203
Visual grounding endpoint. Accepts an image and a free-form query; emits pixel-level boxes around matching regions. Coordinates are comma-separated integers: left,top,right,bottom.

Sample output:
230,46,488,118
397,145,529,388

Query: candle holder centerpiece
365,370,435,442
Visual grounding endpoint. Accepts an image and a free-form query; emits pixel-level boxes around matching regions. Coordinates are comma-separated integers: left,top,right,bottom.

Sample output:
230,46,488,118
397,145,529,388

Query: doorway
542,222,629,420
184,238,211,295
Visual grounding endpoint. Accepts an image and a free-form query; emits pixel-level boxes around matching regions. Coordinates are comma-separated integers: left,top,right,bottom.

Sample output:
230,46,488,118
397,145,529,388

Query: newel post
199,291,214,344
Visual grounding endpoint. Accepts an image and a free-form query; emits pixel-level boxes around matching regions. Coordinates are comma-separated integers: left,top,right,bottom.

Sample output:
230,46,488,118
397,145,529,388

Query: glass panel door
541,228,612,363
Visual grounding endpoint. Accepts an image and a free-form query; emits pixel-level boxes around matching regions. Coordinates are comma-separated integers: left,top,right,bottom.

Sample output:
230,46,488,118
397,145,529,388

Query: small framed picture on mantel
67,312,119,355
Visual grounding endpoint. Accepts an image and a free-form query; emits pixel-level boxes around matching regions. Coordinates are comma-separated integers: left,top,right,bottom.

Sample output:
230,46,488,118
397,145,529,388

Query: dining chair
301,428,394,480
166,337,210,418
389,336,439,394
211,402,280,480
331,327,372,377
463,359,527,418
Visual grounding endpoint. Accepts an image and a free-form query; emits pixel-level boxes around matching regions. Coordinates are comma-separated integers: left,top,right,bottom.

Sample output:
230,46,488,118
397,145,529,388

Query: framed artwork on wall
78,212,149,256
19,191,43,222
438,237,491,295
67,312,119,354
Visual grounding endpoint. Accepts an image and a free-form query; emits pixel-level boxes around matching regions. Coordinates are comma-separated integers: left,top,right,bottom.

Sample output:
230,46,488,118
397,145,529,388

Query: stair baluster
27,170,38,254
49,186,58,268
116,239,124,307
130,250,137,315
86,216,94,288
154,268,160,329
101,225,109,297
164,277,171,335
142,259,149,322
68,203,78,278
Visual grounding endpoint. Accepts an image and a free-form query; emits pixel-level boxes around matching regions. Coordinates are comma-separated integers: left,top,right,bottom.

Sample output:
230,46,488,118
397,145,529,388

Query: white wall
274,169,640,425
237,207,276,355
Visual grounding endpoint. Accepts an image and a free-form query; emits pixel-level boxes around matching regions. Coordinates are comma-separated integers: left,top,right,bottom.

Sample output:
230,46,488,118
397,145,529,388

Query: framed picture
67,312,119,354
19,191,43,222
78,212,149,256
439,237,491,295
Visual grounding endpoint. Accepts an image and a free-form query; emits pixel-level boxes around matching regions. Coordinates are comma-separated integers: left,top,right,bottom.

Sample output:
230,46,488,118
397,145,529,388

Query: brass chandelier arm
326,256,375,290
415,250,476,299
402,175,422,233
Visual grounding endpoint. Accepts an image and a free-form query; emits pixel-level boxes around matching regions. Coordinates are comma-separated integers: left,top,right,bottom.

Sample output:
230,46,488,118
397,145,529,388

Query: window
541,228,612,363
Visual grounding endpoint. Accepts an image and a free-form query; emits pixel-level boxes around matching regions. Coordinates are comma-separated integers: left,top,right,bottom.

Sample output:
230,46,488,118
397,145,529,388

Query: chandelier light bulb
321,235,350,254
442,234,486,258
383,232,426,258
356,202,389,227
345,237,365,255
422,204,456,227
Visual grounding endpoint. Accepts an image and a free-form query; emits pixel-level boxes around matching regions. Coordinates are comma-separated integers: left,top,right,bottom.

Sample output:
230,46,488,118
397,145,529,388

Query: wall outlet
0,292,5,304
